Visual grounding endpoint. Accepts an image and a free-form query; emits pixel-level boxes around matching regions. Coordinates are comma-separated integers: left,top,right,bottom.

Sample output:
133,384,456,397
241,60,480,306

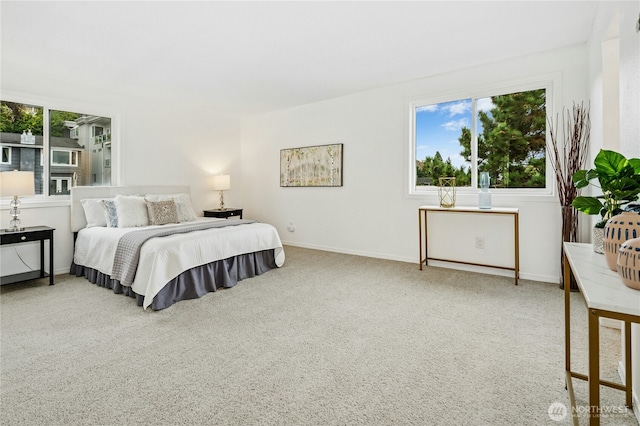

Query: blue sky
415,98,493,169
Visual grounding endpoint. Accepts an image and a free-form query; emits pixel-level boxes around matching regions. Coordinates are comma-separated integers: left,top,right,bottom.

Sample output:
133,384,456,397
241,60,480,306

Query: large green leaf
593,150,628,177
572,196,604,214
573,169,600,188
628,158,640,174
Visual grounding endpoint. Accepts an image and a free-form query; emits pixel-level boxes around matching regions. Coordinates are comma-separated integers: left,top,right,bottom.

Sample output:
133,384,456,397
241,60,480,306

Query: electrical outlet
475,237,484,249
286,223,295,232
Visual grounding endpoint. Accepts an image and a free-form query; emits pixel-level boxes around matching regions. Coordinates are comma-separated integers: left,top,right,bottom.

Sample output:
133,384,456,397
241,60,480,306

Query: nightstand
0,226,55,286
203,208,243,219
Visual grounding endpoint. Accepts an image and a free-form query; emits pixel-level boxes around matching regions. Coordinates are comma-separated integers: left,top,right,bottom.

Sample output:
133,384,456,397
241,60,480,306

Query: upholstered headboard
70,185,190,232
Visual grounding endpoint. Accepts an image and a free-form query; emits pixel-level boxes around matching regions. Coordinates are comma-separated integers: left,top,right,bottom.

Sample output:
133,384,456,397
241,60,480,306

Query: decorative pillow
114,195,149,227
81,198,108,228
144,193,197,222
146,199,179,226
101,199,118,228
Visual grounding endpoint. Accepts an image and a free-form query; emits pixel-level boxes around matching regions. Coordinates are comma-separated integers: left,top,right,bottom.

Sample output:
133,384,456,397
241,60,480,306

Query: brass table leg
588,309,601,426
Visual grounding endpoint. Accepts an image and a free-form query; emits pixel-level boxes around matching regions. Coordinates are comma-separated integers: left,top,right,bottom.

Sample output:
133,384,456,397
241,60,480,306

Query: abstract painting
280,143,343,187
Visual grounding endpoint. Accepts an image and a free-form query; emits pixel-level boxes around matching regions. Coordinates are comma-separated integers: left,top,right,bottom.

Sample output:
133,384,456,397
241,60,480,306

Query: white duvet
74,218,285,309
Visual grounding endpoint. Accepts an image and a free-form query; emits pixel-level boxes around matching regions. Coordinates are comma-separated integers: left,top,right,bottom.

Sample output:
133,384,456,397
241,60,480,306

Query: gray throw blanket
111,219,256,286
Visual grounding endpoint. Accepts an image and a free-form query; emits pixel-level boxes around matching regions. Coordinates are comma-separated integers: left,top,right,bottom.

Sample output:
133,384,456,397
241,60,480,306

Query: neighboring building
0,115,111,195
71,115,112,187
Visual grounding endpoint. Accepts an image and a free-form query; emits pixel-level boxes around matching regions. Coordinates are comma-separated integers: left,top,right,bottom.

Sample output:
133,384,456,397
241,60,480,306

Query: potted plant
572,149,640,252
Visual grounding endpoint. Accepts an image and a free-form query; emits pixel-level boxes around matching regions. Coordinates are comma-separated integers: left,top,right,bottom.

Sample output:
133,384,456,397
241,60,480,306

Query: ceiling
1,1,601,117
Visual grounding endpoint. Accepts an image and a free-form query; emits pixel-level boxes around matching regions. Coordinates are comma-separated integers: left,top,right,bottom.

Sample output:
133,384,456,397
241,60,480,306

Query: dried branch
547,102,590,207
547,101,590,250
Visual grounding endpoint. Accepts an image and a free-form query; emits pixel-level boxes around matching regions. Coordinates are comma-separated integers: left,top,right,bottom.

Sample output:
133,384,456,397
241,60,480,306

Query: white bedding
74,218,285,309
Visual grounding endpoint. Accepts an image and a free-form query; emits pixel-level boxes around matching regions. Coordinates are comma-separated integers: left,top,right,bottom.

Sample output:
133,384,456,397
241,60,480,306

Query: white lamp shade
212,174,231,191
0,170,35,197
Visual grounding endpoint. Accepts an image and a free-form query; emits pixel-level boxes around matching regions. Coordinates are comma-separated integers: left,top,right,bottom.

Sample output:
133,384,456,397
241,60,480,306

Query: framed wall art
280,143,343,187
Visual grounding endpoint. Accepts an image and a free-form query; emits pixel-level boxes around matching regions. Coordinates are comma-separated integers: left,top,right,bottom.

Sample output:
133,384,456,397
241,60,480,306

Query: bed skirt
70,249,277,310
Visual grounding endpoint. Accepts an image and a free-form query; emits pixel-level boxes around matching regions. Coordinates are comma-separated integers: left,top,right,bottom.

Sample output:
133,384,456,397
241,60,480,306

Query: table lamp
0,170,35,232
212,174,231,210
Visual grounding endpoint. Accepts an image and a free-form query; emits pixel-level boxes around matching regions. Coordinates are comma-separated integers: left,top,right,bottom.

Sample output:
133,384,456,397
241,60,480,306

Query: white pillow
145,193,197,222
114,195,149,227
80,198,108,228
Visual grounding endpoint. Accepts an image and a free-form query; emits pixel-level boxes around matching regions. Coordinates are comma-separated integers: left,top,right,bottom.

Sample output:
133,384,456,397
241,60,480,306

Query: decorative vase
616,238,640,290
478,172,491,209
592,227,604,254
438,177,456,208
603,211,640,271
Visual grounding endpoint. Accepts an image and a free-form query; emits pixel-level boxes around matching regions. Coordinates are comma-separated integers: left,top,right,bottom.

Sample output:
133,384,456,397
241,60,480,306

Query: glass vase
479,172,491,209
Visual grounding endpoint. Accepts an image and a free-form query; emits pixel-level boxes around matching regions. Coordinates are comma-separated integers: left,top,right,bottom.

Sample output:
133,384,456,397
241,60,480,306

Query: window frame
0,91,120,200
50,149,79,167
408,78,556,198
0,146,11,164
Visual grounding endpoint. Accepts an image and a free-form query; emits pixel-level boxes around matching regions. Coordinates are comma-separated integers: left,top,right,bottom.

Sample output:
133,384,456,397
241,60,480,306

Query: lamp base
219,190,226,210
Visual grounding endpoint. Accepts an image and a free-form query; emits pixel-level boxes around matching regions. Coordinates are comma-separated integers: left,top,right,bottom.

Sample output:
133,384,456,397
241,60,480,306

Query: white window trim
0,90,120,201
0,145,11,164
407,75,559,200
51,149,78,167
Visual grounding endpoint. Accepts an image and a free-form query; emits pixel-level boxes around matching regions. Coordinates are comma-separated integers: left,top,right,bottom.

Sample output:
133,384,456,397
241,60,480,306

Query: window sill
406,190,559,204
0,197,70,210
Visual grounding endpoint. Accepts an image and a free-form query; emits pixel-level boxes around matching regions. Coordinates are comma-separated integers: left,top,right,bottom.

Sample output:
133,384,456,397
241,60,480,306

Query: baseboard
55,267,70,276
618,360,640,423
281,241,557,283
282,241,415,264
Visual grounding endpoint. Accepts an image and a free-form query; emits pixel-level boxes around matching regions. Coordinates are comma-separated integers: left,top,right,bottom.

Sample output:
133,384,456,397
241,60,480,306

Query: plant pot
593,227,604,254
603,211,640,271
616,238,640,290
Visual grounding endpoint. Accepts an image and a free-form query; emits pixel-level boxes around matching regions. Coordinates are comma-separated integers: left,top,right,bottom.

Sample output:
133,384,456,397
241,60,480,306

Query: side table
204,208,243,219
0,226,55,286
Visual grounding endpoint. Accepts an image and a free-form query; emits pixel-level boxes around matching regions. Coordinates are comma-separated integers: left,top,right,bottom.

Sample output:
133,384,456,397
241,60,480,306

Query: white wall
1,77,242,276
587,1,640,420
241,45,589,283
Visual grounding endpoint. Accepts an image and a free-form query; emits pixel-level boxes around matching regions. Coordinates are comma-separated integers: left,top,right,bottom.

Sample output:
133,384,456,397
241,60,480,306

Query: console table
563,242,640,425
418,206,520,285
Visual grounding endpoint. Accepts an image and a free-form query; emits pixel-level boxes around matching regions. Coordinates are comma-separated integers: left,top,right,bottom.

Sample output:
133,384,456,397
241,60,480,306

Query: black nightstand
203,208,243,219
0,226,55,286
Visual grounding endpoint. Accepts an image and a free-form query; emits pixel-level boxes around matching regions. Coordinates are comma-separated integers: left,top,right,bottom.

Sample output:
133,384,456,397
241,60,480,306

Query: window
0,101,44,194
51,150,78,166
0,99,115,196
50,177,72,194
1,146,10,164
411,86,547,192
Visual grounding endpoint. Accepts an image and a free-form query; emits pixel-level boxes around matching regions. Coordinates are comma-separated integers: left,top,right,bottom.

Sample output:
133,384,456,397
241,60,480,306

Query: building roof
0,132,83,149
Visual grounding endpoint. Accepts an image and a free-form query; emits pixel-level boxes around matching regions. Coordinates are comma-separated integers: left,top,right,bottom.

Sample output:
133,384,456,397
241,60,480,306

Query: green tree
0,101,43,135
50,110,81,137
1,102,82,137
458,89,546,188
417,150,470,186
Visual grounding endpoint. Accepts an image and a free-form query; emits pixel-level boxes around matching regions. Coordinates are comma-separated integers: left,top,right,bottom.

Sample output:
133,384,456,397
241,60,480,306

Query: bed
69,185,285,310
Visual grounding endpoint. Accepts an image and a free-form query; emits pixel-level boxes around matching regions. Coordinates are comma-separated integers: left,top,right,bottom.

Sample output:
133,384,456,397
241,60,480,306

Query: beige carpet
1,246,638,425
